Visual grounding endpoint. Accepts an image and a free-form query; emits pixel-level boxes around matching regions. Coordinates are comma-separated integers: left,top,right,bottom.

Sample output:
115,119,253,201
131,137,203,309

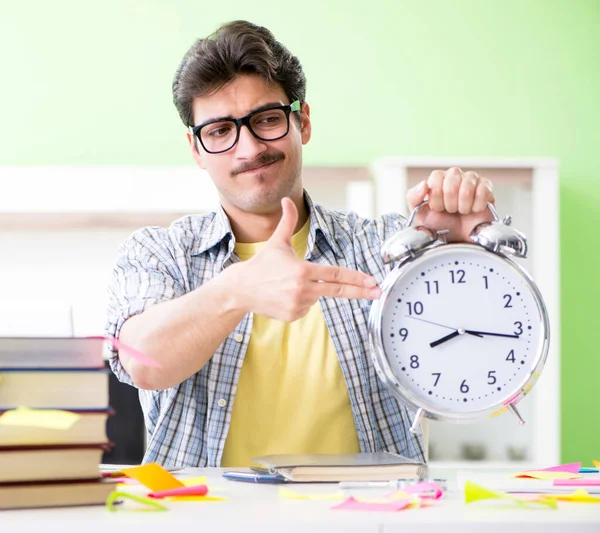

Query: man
106,20,495,468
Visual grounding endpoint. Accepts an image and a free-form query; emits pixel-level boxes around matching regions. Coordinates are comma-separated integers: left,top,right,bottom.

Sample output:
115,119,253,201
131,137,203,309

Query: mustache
231,152,284,176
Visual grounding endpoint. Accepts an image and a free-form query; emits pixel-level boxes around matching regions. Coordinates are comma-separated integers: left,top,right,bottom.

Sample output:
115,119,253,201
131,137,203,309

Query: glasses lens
200,121,238,153
249,109,288,141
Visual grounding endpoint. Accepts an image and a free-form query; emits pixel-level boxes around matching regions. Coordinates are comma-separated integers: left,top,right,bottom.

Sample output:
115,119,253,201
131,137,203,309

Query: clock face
374,244,548,417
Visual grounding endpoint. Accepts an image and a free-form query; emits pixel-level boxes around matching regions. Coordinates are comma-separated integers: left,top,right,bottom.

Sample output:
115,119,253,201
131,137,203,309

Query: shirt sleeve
105,227,187,386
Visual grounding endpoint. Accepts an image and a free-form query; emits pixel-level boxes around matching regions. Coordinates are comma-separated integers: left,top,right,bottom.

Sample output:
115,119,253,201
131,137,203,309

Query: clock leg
507,404,526,425
409,408,425,434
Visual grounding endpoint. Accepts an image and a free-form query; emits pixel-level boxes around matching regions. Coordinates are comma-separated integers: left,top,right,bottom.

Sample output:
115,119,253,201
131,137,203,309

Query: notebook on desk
252,452,428,482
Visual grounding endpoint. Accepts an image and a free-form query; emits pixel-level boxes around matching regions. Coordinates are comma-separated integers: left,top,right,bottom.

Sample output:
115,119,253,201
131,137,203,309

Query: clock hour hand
430,328,484,348
465,330,520,339
430,330,460,348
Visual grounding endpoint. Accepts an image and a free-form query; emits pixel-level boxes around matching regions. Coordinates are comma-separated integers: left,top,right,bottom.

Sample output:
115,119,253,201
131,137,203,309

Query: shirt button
217,398,227,407
234,333,243,343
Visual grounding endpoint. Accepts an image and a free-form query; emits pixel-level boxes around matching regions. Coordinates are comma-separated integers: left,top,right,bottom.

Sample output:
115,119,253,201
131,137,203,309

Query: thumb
269,197,298,247
407,180,427,211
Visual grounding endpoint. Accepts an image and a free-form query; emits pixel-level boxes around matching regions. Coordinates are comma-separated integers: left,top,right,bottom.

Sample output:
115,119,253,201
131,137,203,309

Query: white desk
3,468,600,532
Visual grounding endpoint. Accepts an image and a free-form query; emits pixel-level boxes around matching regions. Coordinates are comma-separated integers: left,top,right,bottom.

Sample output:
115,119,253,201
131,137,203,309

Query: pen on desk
222,470,288,484
339,478,447,491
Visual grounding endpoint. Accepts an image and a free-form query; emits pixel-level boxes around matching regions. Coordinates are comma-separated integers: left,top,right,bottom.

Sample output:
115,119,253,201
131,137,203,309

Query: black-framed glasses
190,100,301,154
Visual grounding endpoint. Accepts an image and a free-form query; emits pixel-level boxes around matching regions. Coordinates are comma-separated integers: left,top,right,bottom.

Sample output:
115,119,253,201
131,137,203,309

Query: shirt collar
189,190,343,259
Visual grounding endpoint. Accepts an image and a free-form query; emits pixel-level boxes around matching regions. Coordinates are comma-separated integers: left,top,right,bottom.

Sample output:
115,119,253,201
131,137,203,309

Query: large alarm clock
368,201,550,433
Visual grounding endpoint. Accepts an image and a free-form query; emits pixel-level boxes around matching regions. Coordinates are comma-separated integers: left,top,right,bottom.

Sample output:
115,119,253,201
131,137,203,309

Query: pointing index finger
308,263,378,288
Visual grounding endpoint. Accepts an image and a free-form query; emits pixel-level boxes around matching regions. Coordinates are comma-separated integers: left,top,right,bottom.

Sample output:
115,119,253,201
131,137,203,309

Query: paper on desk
515,462,582,480
122,463,184,492
464,481,557,509
0,406,81,429
554,479,600,487
457,471,600,495
540,488,600,503
332,496,412,512
279,487,344,500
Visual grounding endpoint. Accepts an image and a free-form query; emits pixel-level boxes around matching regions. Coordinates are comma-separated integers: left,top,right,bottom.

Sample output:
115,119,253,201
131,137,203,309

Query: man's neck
225,196,309,243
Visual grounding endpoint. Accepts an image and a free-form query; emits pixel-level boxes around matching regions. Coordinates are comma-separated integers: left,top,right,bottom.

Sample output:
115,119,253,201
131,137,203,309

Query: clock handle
407,200,500,228
409,407,425,434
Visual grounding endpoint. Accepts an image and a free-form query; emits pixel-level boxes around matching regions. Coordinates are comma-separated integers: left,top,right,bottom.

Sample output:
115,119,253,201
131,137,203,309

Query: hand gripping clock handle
406,200,499,228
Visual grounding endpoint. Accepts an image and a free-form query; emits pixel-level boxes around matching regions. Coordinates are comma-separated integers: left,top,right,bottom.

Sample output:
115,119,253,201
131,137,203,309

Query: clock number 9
460,379,469,393
399,328,408,341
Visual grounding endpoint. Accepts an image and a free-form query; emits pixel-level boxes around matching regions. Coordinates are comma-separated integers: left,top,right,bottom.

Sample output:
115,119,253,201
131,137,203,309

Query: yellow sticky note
593,460,600,469
541,489,600,503
182,476,207,486
464,481,557,509
122,463,184,492
0,407,80,429
278,487,344,501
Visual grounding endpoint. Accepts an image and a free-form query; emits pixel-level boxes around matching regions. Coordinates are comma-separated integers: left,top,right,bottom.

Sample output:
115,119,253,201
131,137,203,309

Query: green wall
1,0,598,462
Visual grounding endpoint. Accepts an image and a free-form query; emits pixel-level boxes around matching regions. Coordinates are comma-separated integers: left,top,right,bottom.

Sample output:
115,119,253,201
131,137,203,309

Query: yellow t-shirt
220,218,360,466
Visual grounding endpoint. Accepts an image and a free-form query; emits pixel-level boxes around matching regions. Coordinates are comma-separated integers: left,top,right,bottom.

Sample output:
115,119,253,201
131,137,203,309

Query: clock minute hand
465,330,520,339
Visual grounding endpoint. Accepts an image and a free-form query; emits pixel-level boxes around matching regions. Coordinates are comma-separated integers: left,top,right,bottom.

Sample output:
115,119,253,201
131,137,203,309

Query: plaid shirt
106,192,425,467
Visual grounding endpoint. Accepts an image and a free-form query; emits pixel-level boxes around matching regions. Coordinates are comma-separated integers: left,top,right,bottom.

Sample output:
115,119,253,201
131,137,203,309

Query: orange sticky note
594,460,600,469
122,463,184,492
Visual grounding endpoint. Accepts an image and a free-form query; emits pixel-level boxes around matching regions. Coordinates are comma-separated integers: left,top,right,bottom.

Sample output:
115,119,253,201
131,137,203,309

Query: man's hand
228,197,381,322
406,167,495,243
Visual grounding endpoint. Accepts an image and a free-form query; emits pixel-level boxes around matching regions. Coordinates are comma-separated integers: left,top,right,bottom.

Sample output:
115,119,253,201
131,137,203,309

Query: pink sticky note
554,479,600,487
332,496,411,512
517,462,582,478
90,335,162,368
148,484,209,498
538,462,581,474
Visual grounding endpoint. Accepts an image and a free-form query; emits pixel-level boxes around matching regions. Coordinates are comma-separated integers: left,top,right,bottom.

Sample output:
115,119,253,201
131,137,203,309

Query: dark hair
172,20,306,127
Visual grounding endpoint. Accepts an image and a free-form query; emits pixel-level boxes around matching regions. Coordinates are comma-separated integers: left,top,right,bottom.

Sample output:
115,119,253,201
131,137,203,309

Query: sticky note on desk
0,407,80,429
515,462,582,480
554,479,600,487
332,496,412,512
122,463,184,492
464,481,557,509
541,489,600,503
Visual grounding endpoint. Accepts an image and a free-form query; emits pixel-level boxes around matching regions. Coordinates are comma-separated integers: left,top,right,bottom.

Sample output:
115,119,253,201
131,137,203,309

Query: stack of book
0,337,116,509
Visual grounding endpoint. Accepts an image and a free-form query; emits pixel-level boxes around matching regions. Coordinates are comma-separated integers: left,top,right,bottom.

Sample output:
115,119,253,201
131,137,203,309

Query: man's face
189,74,311,215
